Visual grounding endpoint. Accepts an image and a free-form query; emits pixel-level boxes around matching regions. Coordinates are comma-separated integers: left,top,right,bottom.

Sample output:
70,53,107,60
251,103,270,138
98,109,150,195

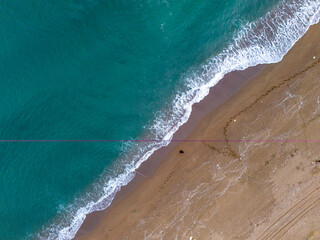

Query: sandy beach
76,22,320,240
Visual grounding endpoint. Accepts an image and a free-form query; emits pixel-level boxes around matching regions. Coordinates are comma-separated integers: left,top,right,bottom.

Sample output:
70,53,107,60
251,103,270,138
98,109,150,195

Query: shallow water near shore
0,0,319,239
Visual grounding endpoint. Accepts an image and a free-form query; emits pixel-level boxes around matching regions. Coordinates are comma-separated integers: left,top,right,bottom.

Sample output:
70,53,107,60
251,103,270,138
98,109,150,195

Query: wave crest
37,0,320,239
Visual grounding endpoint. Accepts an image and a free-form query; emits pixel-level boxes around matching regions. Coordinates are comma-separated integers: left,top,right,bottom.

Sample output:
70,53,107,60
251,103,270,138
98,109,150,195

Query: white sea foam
37,0,320,239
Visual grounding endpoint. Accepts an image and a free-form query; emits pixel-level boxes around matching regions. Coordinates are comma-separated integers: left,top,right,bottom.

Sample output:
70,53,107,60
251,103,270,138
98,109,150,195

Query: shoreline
42,1,320,238
75,22,320,239
75,64,266,238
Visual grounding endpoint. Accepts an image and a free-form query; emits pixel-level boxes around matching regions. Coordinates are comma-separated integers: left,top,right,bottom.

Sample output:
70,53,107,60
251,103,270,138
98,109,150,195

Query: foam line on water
36,0,320,239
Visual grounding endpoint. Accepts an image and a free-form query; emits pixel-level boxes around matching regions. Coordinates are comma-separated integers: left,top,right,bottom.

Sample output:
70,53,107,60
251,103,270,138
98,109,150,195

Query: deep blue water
0,0,319,239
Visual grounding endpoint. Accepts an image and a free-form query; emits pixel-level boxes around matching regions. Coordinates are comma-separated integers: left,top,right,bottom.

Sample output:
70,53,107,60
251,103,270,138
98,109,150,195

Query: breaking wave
36,0,320,239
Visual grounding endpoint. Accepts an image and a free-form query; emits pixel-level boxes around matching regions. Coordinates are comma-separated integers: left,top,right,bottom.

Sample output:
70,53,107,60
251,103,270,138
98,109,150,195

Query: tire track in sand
256,186,320,240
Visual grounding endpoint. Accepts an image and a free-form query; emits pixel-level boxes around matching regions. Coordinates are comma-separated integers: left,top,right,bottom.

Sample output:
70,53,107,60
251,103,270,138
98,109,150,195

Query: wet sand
76,23,320,240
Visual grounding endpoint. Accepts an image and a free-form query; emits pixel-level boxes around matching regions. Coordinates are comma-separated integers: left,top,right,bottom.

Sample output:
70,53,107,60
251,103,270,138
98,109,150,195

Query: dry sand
76,23,320,240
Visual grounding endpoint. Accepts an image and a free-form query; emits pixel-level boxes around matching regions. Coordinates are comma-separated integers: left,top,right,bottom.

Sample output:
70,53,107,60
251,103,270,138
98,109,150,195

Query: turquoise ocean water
0,0,319,239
